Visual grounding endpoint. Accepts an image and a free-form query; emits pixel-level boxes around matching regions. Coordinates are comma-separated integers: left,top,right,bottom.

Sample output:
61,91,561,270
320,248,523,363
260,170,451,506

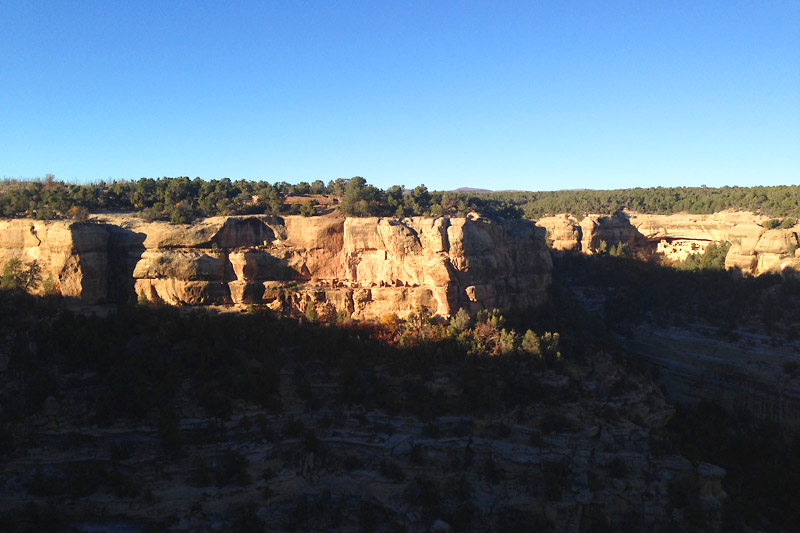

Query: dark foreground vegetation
1,249,799,530
3,175,800,222
551,252,800,532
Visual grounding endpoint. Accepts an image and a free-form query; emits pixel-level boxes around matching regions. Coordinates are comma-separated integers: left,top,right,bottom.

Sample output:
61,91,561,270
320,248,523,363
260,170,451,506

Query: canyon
3,209,800,530
534,210,800,433
3,210,799,436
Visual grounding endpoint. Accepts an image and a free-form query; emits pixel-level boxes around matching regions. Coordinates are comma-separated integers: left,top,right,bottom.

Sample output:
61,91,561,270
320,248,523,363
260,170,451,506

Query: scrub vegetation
3,175,800,222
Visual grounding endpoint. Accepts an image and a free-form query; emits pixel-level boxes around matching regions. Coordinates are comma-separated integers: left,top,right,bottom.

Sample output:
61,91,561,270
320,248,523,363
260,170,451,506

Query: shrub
497,328,518,355
68,205,90,222
540,332,561,358
139,207,164,222
521,329,541,355
41,276,57,296
0,258,42,291
449,307,471,333
610,242,631,257
304,300,318,322
299,201,317,217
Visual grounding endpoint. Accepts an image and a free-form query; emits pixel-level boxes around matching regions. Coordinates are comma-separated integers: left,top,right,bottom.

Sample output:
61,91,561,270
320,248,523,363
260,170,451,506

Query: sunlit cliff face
0,214,552,319
537,211,800,276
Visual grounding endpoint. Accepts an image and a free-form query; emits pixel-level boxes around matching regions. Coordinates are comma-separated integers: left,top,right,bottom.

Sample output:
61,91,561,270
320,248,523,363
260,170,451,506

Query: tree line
2,175,799,222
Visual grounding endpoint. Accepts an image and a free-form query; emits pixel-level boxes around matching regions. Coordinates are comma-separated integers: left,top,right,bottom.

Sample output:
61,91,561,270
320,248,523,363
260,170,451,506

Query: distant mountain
452,187,493,193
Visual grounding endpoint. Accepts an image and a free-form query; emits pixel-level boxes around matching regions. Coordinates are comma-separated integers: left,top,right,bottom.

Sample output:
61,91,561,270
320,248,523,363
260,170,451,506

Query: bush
764,217,797,229
449,308,471,333
68,205,90,222
299,201,317,217
304,300,318,322
139,206,164,222
674,242,731,271
0,258,42,291
521,329,541,355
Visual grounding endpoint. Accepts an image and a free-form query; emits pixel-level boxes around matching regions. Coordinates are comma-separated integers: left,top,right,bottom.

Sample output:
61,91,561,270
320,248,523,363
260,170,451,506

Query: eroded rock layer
0,220,109,301
0,214,552,319
537,211,800,276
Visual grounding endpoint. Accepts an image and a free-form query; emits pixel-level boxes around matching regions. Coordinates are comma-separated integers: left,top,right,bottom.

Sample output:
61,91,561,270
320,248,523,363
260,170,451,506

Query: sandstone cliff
0,214,552,319
537,211,800,276
0,220,109,301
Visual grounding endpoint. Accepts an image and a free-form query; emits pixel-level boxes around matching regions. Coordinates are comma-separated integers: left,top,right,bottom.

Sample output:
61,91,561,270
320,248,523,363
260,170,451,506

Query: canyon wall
541,209,800,431
624,324,800,433
0,220,109,301
0,214,552,319
537,211,800,276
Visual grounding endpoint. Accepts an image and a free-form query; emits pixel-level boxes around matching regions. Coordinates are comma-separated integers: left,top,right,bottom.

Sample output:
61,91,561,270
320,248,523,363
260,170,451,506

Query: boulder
755,229,798,255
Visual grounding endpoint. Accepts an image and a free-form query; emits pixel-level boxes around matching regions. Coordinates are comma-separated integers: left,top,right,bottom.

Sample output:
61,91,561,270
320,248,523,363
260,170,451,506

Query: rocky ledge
624,323,800,433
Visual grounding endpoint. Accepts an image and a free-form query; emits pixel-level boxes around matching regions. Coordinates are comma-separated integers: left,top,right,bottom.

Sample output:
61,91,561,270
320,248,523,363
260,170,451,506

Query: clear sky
1,1,798,191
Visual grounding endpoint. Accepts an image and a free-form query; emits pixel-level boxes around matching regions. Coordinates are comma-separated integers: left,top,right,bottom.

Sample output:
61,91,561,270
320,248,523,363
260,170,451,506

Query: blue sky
1,1,798,191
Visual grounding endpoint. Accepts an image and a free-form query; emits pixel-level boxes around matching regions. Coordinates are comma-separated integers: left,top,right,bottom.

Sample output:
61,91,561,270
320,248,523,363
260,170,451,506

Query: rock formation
0,220,109,301
624,324,800,433
537,211,800,276
0,214,552,319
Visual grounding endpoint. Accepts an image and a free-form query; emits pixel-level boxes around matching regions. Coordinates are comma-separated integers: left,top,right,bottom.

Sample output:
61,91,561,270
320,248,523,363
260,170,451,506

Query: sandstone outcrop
538,214,640,254
537,211,800,276
0,214,552,319
538,215,583,252
0,220,109,301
